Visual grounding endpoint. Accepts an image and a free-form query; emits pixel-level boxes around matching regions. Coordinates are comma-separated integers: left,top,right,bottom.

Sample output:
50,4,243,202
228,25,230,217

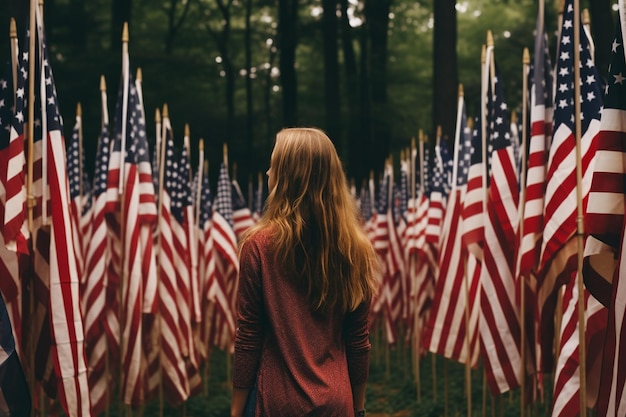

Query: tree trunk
340,0,365,183
245,0,254,153
587,0,613,82
278,0,298,126
322,0,341,142
433,0,457,143
165,0,192,54
366,0,390,172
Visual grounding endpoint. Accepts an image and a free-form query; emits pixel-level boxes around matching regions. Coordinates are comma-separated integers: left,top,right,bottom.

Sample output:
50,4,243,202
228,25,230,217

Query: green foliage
0,0,608,182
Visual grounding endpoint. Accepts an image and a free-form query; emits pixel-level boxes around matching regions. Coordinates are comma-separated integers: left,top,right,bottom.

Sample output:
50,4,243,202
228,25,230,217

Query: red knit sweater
233,228,371,416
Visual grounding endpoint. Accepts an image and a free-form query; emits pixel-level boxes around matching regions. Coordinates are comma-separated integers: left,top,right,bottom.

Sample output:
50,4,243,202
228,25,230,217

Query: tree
365,0,391,173
278,0,299,126
433,0,457,143
322,0,341,142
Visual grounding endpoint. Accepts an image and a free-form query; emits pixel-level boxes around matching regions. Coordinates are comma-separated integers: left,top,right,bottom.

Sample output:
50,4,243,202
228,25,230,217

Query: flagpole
409,137,422,403
157,103,169,417
480,41,489,238
518,47,531,417
77,102,84,206
196,139,204,242
99,74,113,417
452,83,473,417
10,18,17,97
26,0,37,413
572,1,587,415
118,23,130,194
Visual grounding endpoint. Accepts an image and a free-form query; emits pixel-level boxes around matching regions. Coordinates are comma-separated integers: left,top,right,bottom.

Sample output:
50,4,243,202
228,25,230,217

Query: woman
231,127,379,417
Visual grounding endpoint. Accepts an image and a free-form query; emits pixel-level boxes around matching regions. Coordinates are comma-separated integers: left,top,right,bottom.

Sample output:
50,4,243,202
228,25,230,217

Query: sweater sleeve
344,300,371,386
232,238,265,389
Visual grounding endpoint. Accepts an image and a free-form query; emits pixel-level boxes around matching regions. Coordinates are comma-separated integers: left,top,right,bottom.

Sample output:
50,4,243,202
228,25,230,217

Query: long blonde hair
244,127,378,313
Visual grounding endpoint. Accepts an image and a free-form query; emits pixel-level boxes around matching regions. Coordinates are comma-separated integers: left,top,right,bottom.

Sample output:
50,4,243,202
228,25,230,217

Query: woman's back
234,228,371,416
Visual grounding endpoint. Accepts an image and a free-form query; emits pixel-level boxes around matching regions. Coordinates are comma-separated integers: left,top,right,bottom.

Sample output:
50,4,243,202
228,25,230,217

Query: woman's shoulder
242,225,275,251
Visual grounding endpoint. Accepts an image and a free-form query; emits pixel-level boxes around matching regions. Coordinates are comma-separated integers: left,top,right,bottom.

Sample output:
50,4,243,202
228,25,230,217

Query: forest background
0,0,618,190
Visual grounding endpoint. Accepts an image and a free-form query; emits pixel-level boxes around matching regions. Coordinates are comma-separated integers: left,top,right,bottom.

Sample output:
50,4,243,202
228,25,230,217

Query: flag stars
559,67,569,77
562,35,571,45
586,75,595,85
560,51,570,61
612,39,621,53
559,99,568,109
614,72,625,85
586,91,596,102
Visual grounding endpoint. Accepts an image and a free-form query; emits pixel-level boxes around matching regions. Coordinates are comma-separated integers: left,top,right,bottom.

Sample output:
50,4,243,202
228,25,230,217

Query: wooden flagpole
157,103,170,417
10,18,17,97
116,22,131,417
464,116,475,417
76,102,84,207
409,137,422,403
518,47,531,417
26,0,37,415
572,1,587,415
453,83,473,417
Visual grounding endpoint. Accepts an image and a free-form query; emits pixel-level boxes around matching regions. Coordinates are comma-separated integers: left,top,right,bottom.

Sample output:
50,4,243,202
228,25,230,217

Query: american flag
584,7,626,416
35,19,91,415
425,140,446,249
5,31,28,255
252,174,266,220
516,8,555,388
155,116,190,403
0,291,30,416
67,112,92,281
538,0,603,373
209,161,239,350
551,270,606,417
409,144,436,347
175,139,203,394
0,62,23,350
424,94,480,366
231,178,255,240
195,163,215,362
479,67,522,395
82,122,112,415
374,164,403,344
105,65,159,405
462,115,485,260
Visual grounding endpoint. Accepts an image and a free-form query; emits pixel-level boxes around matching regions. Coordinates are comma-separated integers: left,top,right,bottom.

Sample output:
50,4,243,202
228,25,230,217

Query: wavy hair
244,127,378,313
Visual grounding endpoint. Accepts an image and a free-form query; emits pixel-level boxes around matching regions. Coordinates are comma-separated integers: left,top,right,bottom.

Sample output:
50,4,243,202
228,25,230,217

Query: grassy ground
128,332,554,417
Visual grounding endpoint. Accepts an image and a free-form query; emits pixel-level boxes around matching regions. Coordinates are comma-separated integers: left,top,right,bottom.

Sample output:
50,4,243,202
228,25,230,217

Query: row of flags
0,5,266,416
353,1,626,416
1,1,626,416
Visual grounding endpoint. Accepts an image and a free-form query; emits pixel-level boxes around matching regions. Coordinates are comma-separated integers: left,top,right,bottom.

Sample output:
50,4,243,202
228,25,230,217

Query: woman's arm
232,239,265,415
231,387,250,417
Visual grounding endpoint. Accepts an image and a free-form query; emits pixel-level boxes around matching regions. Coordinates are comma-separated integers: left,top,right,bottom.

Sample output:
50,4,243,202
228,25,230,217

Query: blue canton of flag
173,144,193,224
360,181,372,222
67,118,92,215
93,124,110,199
456,104,473,188
0,62,14,149
439,138,454,196
214,163,233,227
489,72,512,155
199,170,212,226
553,2,602,135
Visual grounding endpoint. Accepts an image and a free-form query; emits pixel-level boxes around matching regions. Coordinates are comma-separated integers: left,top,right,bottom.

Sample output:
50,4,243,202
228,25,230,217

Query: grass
102,330,555,417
